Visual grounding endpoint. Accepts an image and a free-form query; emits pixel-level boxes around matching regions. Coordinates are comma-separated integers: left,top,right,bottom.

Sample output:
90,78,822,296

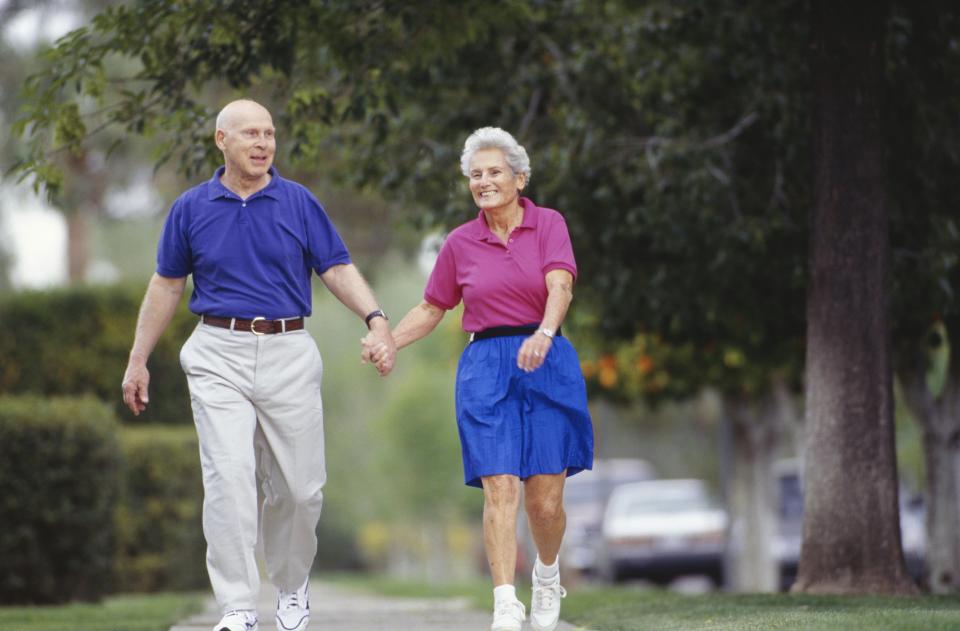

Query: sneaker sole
275,615,308,631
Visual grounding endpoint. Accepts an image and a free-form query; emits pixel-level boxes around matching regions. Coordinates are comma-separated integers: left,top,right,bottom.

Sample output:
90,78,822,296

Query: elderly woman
365,127,593,631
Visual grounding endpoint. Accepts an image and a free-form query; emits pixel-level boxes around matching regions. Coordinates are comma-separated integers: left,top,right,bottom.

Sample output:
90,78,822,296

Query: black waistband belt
471,324,562,342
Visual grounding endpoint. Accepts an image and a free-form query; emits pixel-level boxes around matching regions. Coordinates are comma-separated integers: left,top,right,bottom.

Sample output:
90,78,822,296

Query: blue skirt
455,334,594,488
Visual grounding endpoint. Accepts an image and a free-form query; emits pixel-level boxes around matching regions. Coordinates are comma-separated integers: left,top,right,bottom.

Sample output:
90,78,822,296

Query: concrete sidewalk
170,578,587,631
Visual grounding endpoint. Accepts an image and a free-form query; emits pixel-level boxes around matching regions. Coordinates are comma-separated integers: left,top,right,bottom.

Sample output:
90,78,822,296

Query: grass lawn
562,585,960,631
327,573,960,631
0,592,204,631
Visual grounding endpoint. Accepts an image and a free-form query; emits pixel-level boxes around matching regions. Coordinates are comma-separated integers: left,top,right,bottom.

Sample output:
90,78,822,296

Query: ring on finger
533,351,542,357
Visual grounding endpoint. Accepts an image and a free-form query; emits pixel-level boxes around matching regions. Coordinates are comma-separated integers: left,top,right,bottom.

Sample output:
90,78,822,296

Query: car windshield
564,480,608,504
617,485,716,516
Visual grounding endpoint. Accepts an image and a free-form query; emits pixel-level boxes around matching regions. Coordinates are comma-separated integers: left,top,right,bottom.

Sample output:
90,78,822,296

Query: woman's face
467,148,526,211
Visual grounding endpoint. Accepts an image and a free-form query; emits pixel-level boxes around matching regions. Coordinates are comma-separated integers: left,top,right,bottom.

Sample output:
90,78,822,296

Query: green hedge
0,396,121,604
0,285,198,423
114,425,207,592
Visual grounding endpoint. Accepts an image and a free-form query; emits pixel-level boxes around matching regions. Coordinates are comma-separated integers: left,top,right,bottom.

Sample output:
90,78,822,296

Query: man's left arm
319,263,396,375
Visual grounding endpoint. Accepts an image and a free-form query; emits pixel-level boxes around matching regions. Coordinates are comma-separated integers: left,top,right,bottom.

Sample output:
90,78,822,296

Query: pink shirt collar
471,197,540,242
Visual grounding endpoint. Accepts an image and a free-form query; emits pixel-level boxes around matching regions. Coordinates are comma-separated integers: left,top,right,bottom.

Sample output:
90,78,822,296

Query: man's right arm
122,273,187,416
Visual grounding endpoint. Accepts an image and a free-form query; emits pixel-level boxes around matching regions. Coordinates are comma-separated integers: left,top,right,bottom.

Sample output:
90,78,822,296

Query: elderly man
121,99,395,631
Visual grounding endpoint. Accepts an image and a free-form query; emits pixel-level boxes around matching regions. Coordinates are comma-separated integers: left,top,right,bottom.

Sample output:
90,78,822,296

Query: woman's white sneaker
530,568,567,631
491,598,526,631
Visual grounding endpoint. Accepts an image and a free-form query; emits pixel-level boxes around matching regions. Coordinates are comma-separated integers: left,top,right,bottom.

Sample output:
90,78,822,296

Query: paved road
171,579,588,631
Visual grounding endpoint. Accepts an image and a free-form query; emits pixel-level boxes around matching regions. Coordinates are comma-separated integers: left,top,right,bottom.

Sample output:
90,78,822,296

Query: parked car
774,459,927,590
597,478,728,586
559,458,657,575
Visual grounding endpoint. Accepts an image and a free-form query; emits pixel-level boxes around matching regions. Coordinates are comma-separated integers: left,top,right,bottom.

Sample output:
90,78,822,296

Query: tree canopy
11,0,960,391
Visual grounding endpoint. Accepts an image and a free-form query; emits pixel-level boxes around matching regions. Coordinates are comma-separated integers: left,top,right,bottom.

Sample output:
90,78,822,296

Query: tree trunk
63,150,106,285
794,0,917,595
66,209,90,285
722,386,793,592
900,323,960,593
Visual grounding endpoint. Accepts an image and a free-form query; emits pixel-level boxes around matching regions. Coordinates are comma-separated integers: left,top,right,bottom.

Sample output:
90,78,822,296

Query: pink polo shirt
424,197,578,332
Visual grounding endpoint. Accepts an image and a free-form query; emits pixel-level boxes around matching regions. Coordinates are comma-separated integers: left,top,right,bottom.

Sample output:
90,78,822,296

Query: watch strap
365,309,387,328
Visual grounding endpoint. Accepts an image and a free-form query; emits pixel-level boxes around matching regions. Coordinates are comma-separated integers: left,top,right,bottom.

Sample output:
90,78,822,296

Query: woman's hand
517,333,553,372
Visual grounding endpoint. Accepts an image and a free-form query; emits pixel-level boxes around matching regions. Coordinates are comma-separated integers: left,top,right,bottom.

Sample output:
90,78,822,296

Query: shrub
0,396,121,604
0,285,198,423
114,425,207,591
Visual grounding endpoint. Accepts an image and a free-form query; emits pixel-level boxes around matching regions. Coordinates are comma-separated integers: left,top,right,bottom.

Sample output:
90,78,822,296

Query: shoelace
495,599,526,620
219,610,256,631
533,582,567,611
279,588,305,611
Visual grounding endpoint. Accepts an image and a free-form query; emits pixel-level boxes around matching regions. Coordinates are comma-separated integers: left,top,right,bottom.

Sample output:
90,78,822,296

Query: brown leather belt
202,315,304,335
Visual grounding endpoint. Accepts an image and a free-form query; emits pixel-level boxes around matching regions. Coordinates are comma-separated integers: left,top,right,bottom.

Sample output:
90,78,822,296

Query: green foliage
0,395,121,604
11,0,960,405
9,0,813,402
114,425,206,592
0,285,197,423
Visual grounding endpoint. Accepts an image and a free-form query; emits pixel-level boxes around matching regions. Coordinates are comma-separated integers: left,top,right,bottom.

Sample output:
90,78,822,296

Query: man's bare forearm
129,273,187,364
319,263,382,319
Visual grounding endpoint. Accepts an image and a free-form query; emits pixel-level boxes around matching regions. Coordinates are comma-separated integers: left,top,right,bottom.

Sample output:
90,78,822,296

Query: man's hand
122,359,150,415
121,273,186,416
361,321,397,376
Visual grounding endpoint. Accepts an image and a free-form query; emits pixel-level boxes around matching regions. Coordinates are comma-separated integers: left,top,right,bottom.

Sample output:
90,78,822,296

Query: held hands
361,325,397,377
121,359,150,416
517,333,553,372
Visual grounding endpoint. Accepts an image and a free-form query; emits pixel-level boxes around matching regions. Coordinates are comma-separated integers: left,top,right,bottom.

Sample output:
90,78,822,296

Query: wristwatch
364,309,388,329
538,327,555,339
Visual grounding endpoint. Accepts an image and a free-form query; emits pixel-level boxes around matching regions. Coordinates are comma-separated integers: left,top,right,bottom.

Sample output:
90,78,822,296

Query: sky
2,1,82,52
2,1,89,288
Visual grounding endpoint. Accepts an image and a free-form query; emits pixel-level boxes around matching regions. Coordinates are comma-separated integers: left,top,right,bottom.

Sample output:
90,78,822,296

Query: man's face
215,104,276,180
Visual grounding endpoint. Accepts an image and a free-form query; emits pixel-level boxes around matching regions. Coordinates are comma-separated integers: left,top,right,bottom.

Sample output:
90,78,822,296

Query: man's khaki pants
180,322,326,613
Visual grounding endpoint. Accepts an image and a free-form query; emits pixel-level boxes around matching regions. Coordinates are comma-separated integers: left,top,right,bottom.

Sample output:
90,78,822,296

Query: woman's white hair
460,127,532,182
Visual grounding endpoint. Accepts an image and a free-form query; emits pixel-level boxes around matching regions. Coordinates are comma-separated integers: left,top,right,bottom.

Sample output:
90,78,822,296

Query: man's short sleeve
542,211,578,280
304,194,351,273
156,198,192,278
424,236,461,310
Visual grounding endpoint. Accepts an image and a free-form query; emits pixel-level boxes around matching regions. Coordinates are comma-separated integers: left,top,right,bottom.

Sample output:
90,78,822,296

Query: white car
598,479,728,585
560,458,657,574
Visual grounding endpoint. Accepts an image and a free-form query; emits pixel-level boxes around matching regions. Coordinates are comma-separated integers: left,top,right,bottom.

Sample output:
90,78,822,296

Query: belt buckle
250,316,266,336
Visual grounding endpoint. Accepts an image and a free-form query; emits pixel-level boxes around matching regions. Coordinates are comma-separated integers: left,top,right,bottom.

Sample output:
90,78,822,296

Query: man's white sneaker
213,609,257,631
276,578,310,631
530,569,567,631
491,598,526,631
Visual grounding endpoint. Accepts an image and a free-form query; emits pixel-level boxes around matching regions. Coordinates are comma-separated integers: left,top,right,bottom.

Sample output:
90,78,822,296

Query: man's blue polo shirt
156,166,351,319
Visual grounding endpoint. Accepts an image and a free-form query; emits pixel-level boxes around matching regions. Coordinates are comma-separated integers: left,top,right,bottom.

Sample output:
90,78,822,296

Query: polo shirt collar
206,165,281,201
473,197,540,242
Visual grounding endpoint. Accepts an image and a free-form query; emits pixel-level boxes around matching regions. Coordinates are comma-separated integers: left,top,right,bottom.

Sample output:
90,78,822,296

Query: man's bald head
214,99,276,186
215,99,273,133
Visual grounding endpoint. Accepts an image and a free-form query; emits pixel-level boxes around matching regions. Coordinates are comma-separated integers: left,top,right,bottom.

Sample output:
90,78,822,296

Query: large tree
794,0,915,595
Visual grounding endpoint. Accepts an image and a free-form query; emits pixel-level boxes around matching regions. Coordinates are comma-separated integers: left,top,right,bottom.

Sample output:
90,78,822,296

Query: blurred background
0,0,950,607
